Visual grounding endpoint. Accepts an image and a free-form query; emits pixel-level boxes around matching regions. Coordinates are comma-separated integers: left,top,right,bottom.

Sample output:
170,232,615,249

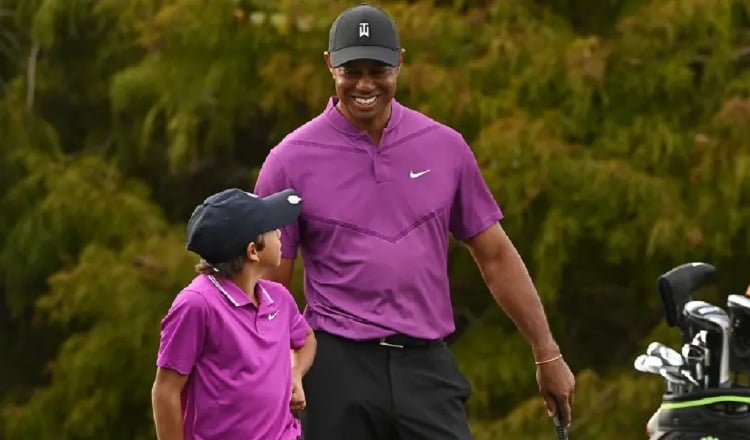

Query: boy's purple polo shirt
254,98,503,340
157,275,310,440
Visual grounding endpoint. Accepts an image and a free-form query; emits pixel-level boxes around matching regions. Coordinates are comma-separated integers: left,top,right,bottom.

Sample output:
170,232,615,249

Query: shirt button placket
372,156,384,183
255,305,265,335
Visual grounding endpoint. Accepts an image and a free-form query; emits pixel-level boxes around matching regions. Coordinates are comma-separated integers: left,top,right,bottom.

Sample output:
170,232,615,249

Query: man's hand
290,371,306,413
536,357,575,428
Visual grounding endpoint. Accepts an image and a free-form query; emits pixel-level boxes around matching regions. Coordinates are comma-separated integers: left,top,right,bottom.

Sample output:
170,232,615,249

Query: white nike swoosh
268,310,280,321
410,169,431,179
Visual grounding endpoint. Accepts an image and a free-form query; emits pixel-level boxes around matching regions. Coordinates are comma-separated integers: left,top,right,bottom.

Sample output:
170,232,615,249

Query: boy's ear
246,242,260,262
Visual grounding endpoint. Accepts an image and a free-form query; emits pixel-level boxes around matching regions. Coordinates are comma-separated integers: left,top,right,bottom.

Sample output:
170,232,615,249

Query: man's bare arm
152,367,189,440
464,223,559,357
464,223,575,426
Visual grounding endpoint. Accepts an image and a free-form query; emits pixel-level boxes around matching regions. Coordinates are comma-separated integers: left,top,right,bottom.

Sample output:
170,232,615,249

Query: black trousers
301,331,473,440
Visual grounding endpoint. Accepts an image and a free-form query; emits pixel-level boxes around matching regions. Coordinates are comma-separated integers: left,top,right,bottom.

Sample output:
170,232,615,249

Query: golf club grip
553,413,569,440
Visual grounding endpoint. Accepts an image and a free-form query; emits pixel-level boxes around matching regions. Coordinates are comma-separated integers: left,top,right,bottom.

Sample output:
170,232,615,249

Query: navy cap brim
258,189,302,233
329,46,401,67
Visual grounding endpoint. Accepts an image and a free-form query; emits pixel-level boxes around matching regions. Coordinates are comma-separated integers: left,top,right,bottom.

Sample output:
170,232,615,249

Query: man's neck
336,100,392,147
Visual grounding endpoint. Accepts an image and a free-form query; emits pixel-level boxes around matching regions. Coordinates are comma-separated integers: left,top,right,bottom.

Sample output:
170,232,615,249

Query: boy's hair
195,234,266,278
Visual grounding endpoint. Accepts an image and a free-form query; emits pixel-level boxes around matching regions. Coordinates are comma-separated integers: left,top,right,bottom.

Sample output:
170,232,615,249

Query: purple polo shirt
254,97,502,340
156,275,310,440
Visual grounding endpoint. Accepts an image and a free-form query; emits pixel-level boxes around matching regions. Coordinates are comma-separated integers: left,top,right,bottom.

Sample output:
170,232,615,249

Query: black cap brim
258,189,302,233
329,46,401,67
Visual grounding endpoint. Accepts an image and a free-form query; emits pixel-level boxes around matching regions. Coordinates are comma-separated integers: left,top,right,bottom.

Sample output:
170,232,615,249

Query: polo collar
206,275,274,308
324,97,403,138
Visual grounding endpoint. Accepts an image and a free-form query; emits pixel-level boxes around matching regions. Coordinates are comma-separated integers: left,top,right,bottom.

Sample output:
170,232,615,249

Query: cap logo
287,195,302,205
358,22,370,38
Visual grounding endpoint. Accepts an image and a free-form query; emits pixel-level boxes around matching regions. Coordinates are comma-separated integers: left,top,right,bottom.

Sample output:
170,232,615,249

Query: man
151,188,316,440
254,3,575,439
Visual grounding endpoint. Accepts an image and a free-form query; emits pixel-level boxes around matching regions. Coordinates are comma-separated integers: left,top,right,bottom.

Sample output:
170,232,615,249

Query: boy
151,188,316,440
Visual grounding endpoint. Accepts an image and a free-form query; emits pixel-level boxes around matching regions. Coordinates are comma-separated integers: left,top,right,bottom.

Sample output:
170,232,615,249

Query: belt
373,334,444,349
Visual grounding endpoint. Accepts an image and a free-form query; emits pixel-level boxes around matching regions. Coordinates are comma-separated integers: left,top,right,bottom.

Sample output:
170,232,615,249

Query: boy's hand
290,371,306,412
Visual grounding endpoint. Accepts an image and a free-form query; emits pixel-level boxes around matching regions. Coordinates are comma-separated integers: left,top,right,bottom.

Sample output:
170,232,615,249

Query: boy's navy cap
328,3,401,67
186,188,302,265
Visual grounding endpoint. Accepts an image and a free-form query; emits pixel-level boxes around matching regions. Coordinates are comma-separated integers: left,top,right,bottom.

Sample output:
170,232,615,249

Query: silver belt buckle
378,337,404,349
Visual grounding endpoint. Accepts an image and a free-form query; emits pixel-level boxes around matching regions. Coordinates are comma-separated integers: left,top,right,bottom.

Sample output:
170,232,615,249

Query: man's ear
394,48,406,73
323,51,335,75
245,242,260,263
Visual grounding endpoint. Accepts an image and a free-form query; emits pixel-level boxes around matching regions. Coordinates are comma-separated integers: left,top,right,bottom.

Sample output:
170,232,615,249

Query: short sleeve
156,290,208,375
254,150,300,259
285,293,311,349
449,140,504,240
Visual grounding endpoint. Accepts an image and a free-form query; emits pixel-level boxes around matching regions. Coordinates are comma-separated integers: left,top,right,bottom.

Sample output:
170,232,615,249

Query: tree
2,0,750,438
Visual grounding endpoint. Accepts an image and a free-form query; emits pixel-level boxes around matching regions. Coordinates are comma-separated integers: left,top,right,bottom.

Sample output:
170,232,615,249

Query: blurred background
1,0,750,438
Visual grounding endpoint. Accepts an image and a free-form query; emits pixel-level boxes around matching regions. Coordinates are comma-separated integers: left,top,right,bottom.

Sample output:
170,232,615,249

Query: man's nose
356,73,375,90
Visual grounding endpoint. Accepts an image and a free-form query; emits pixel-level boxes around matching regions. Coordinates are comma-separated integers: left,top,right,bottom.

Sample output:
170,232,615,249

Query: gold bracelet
534,354,563,365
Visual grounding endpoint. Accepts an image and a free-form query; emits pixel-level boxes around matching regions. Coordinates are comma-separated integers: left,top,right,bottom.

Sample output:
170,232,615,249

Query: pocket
438,344,472,402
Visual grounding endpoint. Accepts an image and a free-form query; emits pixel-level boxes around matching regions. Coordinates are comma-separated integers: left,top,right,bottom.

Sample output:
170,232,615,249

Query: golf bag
636,262,750,439
647,387,750,440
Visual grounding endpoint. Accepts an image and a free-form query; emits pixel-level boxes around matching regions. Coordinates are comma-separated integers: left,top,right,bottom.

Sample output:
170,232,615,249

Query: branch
26,40,39,112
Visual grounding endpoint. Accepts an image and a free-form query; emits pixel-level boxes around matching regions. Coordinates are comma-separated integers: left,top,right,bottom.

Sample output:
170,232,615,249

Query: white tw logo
359,22,370,37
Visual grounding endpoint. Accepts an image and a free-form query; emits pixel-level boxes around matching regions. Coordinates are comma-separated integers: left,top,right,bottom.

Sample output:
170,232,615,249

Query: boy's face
257,229,282,268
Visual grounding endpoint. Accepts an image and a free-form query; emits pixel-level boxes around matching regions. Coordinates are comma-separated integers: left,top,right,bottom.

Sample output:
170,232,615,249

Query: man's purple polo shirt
157,275,310,440
254,97,502,340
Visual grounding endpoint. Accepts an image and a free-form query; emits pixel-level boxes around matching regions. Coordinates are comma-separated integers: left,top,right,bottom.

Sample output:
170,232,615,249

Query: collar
323,97,403,138
206,275,274,308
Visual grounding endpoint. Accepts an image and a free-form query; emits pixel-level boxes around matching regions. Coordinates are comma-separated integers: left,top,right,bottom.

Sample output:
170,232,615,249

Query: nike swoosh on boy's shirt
409,169,431,179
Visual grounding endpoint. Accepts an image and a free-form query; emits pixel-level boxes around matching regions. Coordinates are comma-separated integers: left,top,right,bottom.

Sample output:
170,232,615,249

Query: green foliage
1,154,164,313
1,0,750,438
4,231,194,440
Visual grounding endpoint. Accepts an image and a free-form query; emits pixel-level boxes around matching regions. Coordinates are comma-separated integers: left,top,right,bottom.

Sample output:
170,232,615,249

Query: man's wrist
531,339,560,362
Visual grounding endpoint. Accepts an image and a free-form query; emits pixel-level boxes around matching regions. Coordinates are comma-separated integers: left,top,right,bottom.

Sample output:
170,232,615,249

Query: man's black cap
186,188,302,265
328,3,401,67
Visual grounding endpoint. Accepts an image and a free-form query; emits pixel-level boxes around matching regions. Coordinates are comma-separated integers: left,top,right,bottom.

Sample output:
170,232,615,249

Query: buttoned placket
365,129,395,184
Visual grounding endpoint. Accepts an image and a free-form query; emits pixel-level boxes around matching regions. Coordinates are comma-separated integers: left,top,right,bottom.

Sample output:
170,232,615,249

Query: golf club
657,262,716,344
647,341,684,367
728,294,750,380
683,300,731,387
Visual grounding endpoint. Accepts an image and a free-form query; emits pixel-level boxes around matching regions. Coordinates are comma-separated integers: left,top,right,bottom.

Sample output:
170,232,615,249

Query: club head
727,295,750,331
691,330,708,348
727,294,750,374
644,354,665,374
679,368,702,388
659,366,687,394
683,342,706,360
657,262,715,339
728,294,750,311
683,344,706,388
634,354,665,375
684,301,729,333
634,354,650,373
683,300,731,387
659,366,687,384
646,341,684,367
